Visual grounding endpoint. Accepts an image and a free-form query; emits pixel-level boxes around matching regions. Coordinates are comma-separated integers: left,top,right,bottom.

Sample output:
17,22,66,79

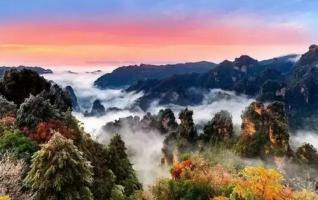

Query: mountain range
93,45,318,131
94,61,216,88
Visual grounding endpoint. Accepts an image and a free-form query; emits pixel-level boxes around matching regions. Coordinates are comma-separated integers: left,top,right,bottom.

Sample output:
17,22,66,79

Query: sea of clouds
43,70,318,186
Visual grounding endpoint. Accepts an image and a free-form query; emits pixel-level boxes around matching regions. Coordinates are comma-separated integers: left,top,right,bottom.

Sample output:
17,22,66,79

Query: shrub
0,154,32,200
0,130,38,160
292,190,318,200
24,133,93,200
232,166,285,200
152,178,212,200
0,96,17,118
0,196,10,200
16,95,60,129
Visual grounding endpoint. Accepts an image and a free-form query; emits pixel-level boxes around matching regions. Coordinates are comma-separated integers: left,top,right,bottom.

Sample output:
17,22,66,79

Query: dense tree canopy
24,133,94,200
107,135,142,197
0,69,51,105
16,95,60,129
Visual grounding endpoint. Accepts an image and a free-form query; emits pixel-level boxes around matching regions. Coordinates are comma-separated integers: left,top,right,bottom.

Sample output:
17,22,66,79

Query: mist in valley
44,70,318,186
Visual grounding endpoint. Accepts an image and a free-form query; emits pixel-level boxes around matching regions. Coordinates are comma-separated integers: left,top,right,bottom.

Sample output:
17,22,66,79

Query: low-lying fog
44,70,318,186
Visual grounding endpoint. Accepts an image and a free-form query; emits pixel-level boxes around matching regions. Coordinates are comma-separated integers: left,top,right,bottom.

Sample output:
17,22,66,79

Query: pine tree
107,135,142,197
24,133,93,200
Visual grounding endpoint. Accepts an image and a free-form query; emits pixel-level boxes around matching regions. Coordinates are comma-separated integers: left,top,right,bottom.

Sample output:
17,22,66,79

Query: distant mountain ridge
94,61,216,88
126,54,298,107
0,66,53,77
124,46,318,131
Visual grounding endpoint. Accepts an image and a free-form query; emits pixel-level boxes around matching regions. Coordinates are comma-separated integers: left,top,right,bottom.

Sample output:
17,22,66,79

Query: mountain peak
296,44,318,66
234,55,258,67
309,44,318,51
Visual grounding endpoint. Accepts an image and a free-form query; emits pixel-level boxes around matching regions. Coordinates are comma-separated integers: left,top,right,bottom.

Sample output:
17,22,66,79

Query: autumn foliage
24,120,76,143
171,160,194,179
150,156,318,200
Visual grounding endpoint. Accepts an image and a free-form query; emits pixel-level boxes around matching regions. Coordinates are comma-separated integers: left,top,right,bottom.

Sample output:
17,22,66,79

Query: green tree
24,133,93,200
0,130,38,160
79,134,116,200
16,95,60,129
0,96,17,118
107,135,142,197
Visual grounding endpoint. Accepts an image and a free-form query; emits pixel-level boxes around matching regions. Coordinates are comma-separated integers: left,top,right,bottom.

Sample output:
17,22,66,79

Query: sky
0,0,317,69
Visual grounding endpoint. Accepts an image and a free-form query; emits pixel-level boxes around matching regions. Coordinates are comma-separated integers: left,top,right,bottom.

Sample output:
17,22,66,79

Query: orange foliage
212,196,228,200
242,118,256,137
24,120,76,143
171,160,194,179
171,156,233,192
233,166,286,200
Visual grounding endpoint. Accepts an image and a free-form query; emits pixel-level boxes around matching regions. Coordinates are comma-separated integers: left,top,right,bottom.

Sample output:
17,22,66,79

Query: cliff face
65,86,80,112
238,102,291,158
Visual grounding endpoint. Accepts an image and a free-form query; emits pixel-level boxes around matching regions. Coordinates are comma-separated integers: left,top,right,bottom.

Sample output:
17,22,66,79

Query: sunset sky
0,0,317,69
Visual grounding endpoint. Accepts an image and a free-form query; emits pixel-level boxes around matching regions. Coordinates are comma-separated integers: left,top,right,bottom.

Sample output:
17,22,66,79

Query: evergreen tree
24,133,93,200
16,95,60,129
107,135,142,197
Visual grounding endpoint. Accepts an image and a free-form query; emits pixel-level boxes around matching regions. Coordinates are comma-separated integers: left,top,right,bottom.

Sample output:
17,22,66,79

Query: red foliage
24,120,76,143
171,160,194,179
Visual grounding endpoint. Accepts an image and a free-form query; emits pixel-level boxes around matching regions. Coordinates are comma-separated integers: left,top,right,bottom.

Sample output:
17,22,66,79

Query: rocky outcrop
84,99,106,117
237,101,291,158
65,86,80,112
203,110,233,142
102,108,178,134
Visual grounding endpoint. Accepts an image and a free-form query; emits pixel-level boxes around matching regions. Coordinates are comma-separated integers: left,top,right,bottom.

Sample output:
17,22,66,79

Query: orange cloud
0,19,310,67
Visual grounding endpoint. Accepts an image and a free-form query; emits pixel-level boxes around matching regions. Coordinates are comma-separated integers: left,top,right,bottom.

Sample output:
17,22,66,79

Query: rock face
65,86,80,112
102,108,178,134
203,110,233,142
94,61,216,88
284,45,318,130
84,99,106,117
237,101,291,158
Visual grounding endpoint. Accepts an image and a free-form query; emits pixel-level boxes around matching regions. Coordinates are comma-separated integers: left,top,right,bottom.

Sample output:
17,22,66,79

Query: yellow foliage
0,196,10,200
293,190,318,200
233,166,285,200
212,196,229,200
